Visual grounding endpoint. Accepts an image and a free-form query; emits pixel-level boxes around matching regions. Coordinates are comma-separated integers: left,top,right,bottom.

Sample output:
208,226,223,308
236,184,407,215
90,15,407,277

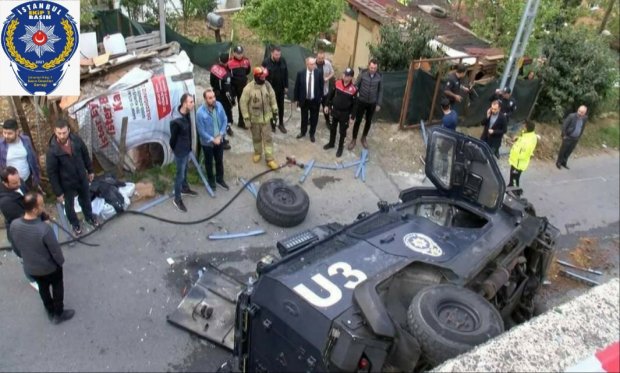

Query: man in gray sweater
556,105,588,170
349,59,383,150
10,192,75,324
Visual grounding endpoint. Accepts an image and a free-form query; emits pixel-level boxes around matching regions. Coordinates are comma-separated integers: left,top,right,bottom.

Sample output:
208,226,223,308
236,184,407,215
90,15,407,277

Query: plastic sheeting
380,69,541,127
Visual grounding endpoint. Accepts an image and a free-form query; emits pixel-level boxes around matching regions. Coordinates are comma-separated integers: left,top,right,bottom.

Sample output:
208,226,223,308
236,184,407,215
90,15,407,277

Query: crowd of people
440,63,589,191
0,48,592,325
170,45,385,211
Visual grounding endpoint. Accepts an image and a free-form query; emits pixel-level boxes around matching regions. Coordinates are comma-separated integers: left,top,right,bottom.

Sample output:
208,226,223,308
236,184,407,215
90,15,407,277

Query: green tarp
380,68,541,126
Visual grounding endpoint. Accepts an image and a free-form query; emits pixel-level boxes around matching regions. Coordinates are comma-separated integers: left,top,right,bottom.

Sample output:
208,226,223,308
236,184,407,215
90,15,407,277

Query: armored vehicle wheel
407,284,504,365
257,178,309,227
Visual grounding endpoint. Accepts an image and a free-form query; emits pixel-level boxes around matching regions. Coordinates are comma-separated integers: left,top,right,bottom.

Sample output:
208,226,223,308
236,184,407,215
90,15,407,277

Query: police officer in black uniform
323,68,357,157
490,87,517,122
226,45,251,130
443,63,470,105
210,52,235,149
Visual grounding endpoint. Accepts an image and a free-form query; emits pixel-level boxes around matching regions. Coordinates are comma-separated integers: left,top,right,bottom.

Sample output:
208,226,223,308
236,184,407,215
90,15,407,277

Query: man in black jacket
170,93,198,212
349,59,383,150
480,100,507,158
46,119,99,236
11,192,74,324
0,166,26,249
556,105,588,169
490,87,517,122
293,57,324,142
324,68,357,157
262,45,289,133
227,45,251,130
210,52,235,149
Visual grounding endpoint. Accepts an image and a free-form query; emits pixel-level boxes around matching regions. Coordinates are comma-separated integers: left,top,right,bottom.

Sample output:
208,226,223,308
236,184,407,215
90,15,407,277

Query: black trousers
31,267,64,316
321,95,331,128
352,101,376,139
300,100,320,136
233,81,247,127
202,144,224,184
508,166,522,187
557,137,579,166
329,111,350,146
274,88,285,126
64,179,93,227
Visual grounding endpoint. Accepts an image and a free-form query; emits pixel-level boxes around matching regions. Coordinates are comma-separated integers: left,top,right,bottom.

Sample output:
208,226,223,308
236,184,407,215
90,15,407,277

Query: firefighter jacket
326,79,358,118
240,81,278,124
509,131,537,171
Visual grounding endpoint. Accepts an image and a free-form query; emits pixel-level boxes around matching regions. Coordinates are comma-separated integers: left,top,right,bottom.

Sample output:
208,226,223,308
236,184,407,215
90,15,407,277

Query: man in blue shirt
440,99,458,131
196,89,229,191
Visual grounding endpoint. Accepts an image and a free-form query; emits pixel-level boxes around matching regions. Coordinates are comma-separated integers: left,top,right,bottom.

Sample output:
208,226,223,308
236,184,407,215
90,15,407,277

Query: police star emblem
1,0,79,95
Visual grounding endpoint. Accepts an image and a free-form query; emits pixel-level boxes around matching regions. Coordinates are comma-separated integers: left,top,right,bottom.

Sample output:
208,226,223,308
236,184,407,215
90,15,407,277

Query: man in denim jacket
196,89,229,191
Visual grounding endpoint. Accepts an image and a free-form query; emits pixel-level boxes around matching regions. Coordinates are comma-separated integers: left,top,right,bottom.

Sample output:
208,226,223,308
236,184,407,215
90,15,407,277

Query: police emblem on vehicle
403,233,443,257
1,0,79,95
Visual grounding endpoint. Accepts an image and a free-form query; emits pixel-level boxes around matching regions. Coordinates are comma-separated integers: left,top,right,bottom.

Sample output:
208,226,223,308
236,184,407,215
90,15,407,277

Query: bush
237,0,345,45
368,17,438,72
534,27,618,122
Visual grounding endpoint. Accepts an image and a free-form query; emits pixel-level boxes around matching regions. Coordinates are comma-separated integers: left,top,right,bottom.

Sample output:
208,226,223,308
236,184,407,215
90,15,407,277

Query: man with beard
0,118,41,190
170,93,198,212
262,45,289,133
316,51,334,130
46,119,99,236
197,89,230,191
480,100,507,158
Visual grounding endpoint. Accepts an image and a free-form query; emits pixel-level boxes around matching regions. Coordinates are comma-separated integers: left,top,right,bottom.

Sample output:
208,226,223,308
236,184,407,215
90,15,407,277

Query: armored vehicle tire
257,178,309,227
407,284,504,365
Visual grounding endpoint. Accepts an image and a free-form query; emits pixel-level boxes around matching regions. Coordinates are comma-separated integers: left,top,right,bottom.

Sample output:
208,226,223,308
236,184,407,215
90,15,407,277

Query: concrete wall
433,278,620,372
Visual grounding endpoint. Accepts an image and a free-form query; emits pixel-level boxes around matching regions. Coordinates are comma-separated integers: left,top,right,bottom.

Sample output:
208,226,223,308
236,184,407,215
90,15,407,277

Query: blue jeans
174,154,190,200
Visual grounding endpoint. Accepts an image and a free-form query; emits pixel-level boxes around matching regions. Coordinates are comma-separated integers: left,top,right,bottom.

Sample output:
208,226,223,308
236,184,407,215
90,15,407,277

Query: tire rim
273,187,296,205
436,301,480,332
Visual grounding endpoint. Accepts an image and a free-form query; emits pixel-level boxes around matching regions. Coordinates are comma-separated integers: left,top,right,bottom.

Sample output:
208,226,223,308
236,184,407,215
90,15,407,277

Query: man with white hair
556,105,588,170
293,57,324,143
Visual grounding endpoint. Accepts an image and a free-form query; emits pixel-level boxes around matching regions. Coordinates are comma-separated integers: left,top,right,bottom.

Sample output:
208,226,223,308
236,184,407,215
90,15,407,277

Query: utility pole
598,0,615,34
159,0,166,45
499,0,541,92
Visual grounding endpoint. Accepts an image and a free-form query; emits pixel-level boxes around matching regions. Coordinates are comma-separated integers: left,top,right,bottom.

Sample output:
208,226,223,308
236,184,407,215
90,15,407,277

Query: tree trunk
598,0,615,34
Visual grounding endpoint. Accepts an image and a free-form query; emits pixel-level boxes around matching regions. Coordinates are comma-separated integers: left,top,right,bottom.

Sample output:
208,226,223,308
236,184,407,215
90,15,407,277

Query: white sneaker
29,281,39,291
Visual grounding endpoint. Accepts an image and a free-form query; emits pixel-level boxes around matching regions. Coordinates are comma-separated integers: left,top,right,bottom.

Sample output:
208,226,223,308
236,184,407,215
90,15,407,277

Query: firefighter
226,45,251,130
209,52,235,150
323,68,357,157
240,67,279,170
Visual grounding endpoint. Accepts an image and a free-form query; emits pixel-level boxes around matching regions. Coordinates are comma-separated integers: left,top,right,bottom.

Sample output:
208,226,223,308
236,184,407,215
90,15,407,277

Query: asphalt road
0,145,617,372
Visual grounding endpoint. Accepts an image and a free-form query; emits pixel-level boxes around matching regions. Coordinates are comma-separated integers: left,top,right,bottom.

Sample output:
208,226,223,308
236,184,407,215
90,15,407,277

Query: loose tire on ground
407,284,504,365
256,178,309,227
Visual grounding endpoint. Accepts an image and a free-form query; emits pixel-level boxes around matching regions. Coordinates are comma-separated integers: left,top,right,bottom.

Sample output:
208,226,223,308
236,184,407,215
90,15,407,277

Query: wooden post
399,60,417,130
117,117,128,178
428,64,444,124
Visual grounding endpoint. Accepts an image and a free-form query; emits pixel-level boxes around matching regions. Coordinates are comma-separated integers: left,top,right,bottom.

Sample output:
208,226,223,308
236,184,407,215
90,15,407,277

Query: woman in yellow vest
508,120,538,188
